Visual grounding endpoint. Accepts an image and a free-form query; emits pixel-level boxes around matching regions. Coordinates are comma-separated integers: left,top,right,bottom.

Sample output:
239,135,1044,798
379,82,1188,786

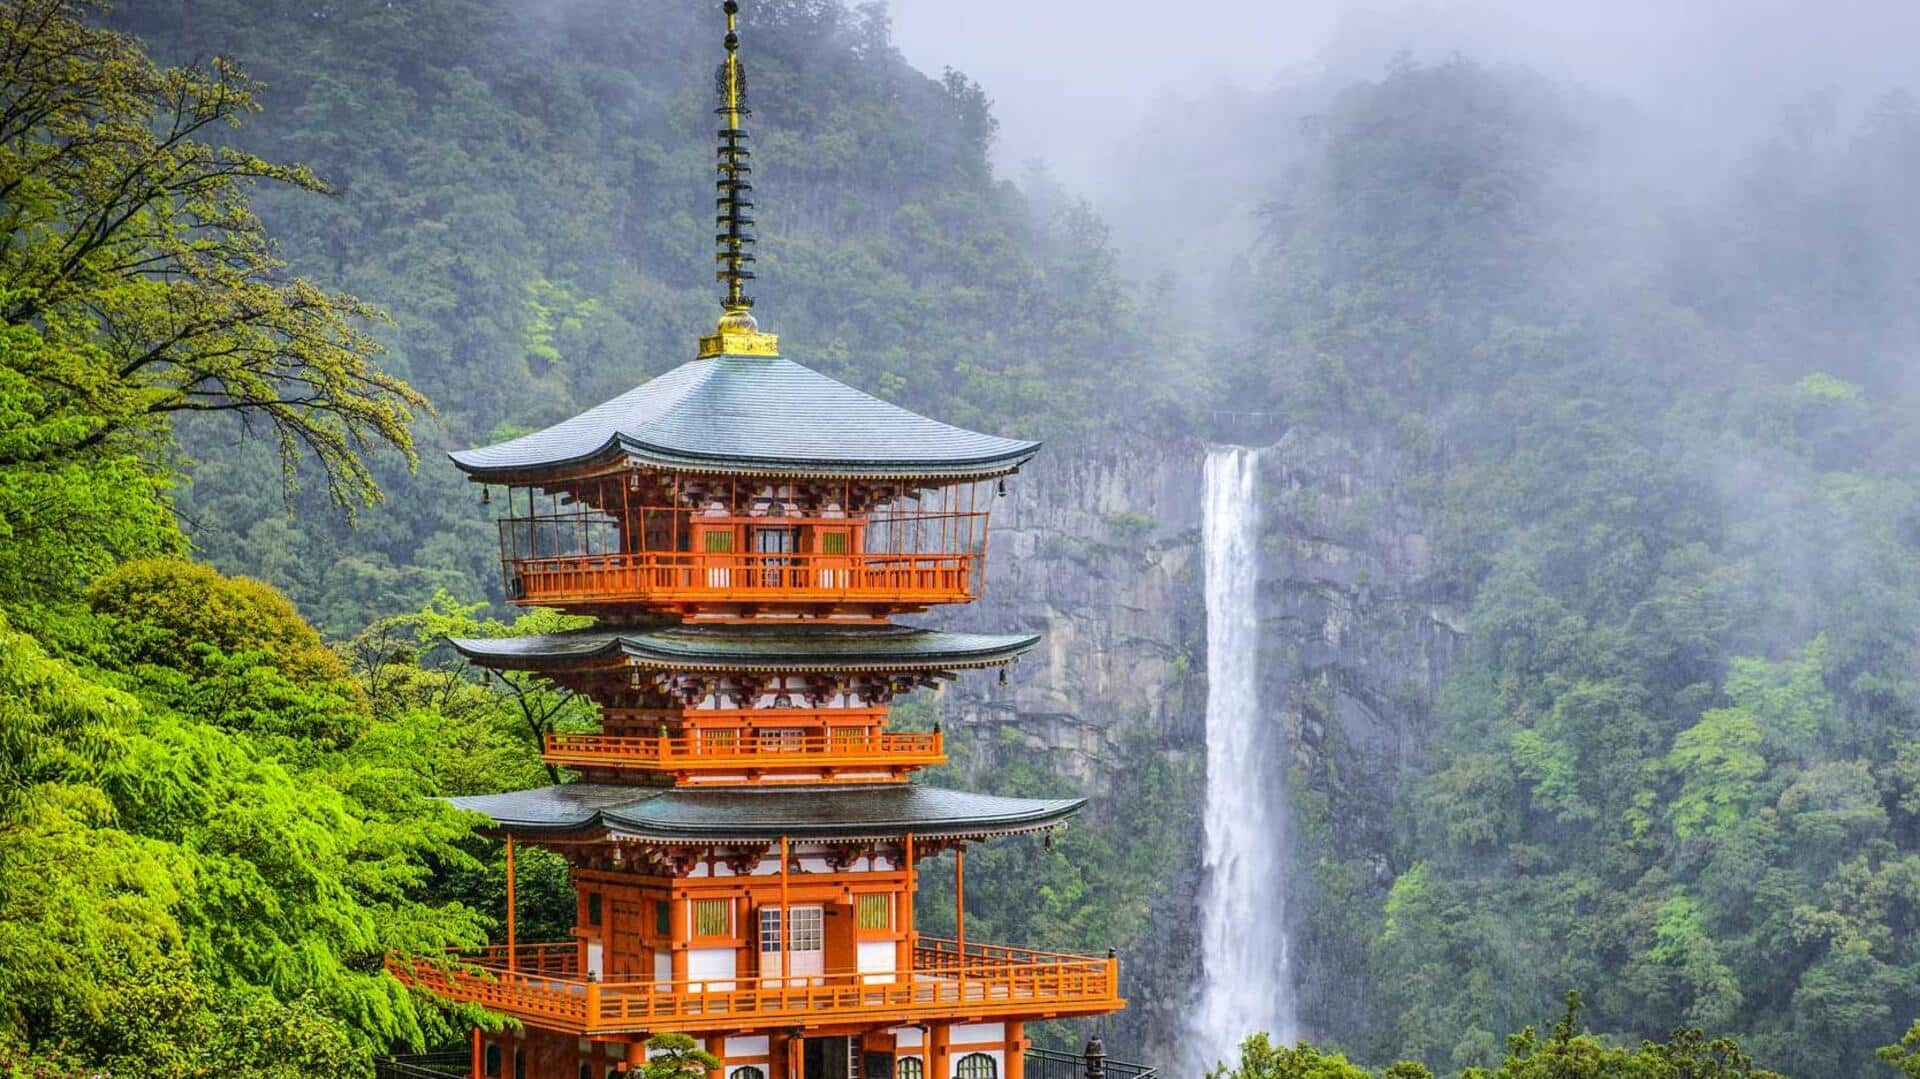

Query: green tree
0,0,425,513
642,1033,722,1079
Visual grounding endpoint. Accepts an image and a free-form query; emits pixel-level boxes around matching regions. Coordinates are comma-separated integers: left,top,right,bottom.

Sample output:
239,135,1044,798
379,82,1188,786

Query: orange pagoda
383,5,1127,1077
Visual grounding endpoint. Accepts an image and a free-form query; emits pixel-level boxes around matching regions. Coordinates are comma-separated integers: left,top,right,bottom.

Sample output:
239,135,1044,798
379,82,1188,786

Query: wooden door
608,900,647,980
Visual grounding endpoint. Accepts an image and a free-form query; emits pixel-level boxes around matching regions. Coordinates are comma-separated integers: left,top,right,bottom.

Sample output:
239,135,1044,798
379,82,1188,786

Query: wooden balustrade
541,727,945,771
502,550,975,608
385,937,1121,1034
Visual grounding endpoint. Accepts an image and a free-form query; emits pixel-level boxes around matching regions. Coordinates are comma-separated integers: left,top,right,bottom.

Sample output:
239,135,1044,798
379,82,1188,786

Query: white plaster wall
857,939,897,984
726,1037,771,1058
949,1024,1005,1046
689,947,736,989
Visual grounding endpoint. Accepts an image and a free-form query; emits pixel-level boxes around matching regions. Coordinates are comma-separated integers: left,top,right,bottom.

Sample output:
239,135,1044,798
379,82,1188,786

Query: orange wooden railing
385,937,1121,1034
502,551,975,607
541,728,944,771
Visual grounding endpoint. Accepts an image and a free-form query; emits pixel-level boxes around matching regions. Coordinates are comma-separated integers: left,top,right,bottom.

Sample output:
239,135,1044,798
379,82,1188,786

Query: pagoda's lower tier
388,935,1119,1035
390,782,1121,1077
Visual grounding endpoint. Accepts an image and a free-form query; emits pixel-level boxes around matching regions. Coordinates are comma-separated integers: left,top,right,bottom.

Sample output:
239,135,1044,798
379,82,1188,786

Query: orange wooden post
953,845,965,957
902,832,915,975
1006,1022,1025,1079
470,1026,482,1079
706,1036,726,1079
779,835,791,982
670,893,690,983
505,833,517,972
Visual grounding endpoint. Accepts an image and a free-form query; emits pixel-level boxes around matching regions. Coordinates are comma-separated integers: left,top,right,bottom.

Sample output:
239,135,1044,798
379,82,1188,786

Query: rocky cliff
935,428,1465,1065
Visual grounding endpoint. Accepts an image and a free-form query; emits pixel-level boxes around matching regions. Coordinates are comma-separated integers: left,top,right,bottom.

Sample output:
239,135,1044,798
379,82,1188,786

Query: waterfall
1191,445,1296,1070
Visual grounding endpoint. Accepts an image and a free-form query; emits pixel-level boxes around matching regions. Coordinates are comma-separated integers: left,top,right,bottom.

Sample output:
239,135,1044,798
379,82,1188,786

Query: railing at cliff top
1026,1045,1157,1079
373,1053,466,1079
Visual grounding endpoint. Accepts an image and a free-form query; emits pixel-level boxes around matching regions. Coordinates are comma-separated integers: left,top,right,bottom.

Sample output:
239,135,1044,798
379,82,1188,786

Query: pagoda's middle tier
453,623,1038,786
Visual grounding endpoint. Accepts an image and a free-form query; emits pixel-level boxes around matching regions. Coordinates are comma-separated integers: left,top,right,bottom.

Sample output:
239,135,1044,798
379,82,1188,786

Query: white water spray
1192,445,1296,1069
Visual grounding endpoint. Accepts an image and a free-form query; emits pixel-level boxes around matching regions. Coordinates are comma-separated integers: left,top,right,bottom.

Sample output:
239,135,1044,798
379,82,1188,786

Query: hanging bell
998,667,1008,686
481,486,492,505
997,478,1007,497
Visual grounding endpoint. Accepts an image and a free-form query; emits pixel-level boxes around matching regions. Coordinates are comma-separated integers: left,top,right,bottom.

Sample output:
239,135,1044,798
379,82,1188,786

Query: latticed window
760,728,805,752
731,1068,767,1079
759,906,782,952
856,893,891,931
897,1059,923,1079
821,531,849,555
788,906,823,950
955,1054,996,1079
694,898,731,937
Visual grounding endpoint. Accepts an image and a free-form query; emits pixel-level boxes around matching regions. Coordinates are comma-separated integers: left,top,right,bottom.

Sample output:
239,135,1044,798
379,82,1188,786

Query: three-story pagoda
385,5,1127,1077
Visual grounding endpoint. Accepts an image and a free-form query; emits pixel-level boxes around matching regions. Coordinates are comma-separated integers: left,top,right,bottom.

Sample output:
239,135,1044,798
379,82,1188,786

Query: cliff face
937,429,1465,1064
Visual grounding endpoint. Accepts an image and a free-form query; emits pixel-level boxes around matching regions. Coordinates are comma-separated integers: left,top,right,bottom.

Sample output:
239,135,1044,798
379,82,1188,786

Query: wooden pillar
1005,1023,1025,1079
669,892,690,983
470,1026,482,1079
953,845,965,955
901,832,915,976
929,1024,950,1079
770,1033,790,1079
779,835,792,982
788,1033,805,1079
706,1036,726,1079
505,833,517,971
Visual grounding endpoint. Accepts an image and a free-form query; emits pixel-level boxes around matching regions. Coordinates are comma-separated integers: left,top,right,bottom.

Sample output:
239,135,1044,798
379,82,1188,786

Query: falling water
1192,445,1296,1069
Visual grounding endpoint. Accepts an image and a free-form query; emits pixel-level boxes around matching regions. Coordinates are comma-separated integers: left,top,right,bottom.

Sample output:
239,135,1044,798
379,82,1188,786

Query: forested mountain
7,0,1920,1076
112,0,1171,635
1220,60,1920,1076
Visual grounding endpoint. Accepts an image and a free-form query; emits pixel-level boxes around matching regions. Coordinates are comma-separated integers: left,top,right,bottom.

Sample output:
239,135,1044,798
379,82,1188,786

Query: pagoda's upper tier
449,354,1040,483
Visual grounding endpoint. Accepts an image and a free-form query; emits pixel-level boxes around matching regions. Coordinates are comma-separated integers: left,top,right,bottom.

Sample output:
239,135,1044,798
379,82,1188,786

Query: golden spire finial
700,0,779,358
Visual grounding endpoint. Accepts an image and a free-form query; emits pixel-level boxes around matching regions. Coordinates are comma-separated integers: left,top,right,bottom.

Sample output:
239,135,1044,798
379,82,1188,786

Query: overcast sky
884,0,1920,194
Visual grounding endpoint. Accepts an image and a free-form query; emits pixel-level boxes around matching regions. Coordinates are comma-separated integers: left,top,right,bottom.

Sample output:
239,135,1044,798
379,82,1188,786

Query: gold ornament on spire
699,0,779,358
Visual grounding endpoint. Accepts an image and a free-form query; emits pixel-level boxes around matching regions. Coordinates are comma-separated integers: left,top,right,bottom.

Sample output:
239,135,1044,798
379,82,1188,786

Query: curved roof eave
446,627,1040,673
447,434,1042,484
445,783,1085,843
444,355,1042,483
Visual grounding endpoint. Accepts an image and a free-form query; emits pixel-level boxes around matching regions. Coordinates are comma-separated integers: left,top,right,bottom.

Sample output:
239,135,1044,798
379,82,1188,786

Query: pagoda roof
448,354,1040,482
447,622,1038,673
446,783,1083,843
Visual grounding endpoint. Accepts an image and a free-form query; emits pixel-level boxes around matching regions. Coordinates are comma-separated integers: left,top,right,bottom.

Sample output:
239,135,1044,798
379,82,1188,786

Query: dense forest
5,0,1920,1076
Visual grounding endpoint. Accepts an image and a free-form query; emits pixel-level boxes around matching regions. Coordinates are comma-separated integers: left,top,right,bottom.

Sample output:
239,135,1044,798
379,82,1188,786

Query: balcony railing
542,728,945,773
503,551,975,608
386,937,1122,1034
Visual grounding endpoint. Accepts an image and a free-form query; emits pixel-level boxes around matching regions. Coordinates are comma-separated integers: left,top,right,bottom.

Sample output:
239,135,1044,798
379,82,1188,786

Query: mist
889,0,1920,274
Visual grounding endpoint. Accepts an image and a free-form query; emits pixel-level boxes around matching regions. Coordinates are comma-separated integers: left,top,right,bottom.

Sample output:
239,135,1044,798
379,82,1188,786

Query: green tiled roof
447,783,1083,842
447,622,1038,672
448,354,1040,481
